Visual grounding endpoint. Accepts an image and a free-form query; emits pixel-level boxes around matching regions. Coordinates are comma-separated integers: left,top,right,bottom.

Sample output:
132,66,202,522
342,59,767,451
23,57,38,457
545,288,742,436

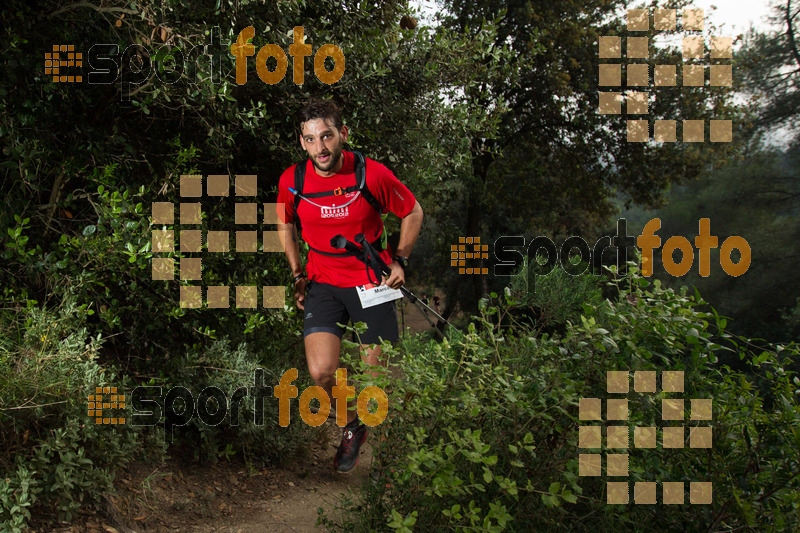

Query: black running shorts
303,281,399,344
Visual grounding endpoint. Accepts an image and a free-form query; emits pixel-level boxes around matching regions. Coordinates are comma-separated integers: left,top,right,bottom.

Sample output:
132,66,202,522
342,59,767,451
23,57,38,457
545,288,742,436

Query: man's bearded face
300,118,347,176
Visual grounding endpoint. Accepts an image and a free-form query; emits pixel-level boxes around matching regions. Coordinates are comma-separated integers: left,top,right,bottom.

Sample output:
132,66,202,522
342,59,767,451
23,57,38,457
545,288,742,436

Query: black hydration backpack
292,150,385,256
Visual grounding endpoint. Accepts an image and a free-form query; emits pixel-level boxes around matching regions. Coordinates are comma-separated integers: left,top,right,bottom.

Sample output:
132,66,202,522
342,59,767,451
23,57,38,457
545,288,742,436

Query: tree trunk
462,149,493,313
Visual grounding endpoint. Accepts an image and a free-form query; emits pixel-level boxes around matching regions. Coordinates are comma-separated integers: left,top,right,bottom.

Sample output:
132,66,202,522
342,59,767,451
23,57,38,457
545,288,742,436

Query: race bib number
356,282,403,309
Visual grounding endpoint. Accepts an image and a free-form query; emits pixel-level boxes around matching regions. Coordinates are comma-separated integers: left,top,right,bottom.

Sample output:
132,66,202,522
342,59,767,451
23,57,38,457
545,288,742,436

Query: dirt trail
207,423,373,533
203,423,374,533
396,290,445,337
49,423,373,533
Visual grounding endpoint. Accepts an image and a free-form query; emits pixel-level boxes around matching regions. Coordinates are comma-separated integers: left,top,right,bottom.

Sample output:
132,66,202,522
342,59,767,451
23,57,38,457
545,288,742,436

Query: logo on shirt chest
321,205,349,219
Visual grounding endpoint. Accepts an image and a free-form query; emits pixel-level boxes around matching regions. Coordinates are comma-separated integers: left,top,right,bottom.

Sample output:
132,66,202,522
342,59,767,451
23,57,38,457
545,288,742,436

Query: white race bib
356,282,403,309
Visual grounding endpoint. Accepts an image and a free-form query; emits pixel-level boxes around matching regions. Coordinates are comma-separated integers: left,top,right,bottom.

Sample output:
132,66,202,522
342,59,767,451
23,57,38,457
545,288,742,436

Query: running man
276,99,423,472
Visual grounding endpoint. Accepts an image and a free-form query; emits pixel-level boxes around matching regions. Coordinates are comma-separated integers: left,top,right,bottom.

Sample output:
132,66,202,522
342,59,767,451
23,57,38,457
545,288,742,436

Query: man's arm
383,200,423,289
278,221,307,309
394,200,423,258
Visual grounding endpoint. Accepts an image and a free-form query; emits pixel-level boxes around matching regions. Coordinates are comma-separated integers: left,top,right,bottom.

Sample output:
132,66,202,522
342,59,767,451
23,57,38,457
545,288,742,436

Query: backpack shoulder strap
293,159,307,233
351,150,382,214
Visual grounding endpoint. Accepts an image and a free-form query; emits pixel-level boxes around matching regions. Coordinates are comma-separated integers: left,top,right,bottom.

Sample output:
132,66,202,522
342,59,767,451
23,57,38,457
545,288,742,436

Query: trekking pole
400,298,405,338
330,234,452,330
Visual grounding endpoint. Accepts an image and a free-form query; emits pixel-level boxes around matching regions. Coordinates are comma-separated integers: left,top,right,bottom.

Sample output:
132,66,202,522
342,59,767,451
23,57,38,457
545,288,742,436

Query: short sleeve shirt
277,150,416,287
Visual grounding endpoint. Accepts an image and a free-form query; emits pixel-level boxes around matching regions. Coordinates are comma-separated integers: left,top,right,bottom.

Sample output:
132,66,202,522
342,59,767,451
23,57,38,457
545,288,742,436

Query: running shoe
334,420,367,473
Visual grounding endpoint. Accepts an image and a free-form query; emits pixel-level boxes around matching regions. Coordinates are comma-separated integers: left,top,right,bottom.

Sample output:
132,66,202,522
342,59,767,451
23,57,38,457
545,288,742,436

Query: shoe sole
334,431,368,474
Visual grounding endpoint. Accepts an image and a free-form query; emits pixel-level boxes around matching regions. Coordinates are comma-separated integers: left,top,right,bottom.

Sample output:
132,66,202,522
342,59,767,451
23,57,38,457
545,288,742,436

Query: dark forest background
1,0,798,531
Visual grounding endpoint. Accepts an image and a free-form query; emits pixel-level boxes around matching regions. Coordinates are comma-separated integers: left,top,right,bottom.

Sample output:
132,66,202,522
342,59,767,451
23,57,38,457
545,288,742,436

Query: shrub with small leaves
321,264,799,532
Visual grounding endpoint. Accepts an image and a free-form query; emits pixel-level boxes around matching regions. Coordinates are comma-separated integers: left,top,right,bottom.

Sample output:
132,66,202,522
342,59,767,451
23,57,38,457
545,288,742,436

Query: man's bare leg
305,331,353,423
359,343,390,422
305,332,389,424
360,343,387,375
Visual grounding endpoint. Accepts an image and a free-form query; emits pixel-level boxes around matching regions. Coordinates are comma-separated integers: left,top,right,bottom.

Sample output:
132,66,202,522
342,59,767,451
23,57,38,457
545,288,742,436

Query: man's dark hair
297,98,344,134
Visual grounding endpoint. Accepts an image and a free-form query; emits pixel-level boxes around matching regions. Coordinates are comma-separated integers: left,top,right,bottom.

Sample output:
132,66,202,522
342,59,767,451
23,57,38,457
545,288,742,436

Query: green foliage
636,147,800,342
322,265,800,532
0,465,34,533
428,0,740,315
0,0,489,367
0,302,149,530
1,0,476,526
0,0,794,529
504,255,603,331
0,296,312,530
160,338,315,467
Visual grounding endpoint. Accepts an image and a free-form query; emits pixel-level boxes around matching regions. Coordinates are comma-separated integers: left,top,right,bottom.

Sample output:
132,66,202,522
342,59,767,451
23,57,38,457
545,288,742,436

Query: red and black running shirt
276,150,416,287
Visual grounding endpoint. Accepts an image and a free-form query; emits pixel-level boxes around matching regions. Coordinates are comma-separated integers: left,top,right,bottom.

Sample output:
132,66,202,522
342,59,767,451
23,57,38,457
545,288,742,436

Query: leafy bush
504,255,603,331
0,143,311,528
148,337,316,467
0,300,149,530
0,278,313,530
321,264,800,532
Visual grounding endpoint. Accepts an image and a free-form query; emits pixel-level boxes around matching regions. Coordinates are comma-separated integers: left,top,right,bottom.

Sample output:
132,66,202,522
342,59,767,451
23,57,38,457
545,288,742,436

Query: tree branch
0,400,68,411
48,2,139,18
785,0,800,71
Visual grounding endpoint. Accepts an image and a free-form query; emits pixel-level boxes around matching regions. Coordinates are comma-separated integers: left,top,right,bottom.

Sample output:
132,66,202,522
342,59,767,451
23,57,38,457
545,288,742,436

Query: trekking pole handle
342,234,451,326
354,233,392,275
